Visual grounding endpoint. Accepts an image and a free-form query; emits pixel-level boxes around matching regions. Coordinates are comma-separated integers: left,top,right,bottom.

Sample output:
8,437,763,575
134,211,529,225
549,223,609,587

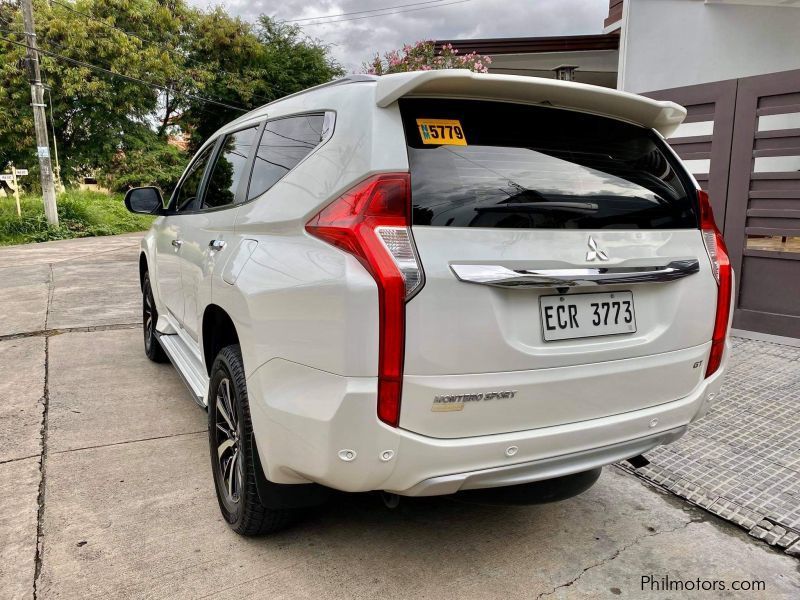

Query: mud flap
252,437,331,509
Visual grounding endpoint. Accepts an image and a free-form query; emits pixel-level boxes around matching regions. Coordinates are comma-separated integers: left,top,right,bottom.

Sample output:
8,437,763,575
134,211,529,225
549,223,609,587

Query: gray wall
619,0,800,93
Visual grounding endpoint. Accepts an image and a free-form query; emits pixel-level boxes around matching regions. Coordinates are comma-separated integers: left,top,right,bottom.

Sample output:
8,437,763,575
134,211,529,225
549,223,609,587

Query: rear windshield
399,99,697,229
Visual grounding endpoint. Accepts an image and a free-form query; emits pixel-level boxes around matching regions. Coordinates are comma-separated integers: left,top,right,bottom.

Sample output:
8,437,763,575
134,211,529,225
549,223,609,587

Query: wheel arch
202,304,240,375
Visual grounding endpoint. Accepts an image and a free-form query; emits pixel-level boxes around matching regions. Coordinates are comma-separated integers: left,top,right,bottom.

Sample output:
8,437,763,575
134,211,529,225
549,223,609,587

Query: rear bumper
395,427,685,496
247,343,728,495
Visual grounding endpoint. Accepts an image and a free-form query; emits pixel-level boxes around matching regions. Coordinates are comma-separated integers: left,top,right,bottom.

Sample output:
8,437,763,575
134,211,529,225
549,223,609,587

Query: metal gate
647,70,800,338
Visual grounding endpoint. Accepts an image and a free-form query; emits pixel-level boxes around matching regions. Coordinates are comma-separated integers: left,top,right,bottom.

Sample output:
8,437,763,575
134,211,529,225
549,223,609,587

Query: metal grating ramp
619,336,800,556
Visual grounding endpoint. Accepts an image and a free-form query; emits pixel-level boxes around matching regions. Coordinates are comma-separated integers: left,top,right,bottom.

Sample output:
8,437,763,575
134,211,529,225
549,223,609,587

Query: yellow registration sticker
416,118,467,146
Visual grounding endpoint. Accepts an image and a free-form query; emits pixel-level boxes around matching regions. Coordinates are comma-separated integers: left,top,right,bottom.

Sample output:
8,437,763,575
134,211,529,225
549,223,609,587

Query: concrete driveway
1,234,798,599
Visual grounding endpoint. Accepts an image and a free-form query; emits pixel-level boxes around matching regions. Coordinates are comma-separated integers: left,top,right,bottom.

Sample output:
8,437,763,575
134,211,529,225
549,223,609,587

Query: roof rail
225,75,378,128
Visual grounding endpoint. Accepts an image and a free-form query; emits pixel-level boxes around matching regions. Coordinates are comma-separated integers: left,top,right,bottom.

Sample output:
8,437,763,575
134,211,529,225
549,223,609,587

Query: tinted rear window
400,99,697,229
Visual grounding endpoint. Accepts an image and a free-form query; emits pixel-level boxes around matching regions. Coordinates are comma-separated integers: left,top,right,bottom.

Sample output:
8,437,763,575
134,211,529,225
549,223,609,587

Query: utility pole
21,0,58,226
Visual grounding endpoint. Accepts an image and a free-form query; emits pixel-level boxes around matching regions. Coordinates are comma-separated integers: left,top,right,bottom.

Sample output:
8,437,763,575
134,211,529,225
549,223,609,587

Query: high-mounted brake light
698,190,731,378
305,173,423,427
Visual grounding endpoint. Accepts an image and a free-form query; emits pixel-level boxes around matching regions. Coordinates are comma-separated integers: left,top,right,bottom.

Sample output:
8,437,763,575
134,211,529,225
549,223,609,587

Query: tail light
305,173,423,426
698,190,732,378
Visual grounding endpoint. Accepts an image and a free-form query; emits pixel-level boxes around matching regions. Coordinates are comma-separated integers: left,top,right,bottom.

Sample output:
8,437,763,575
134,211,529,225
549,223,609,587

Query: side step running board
156,332,209,407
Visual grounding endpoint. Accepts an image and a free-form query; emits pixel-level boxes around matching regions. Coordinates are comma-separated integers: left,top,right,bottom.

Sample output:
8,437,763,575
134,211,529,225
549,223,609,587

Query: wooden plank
668,135,713,145
743,248,800,261
749,190,800,199
757,92,800,110
753,147,800,158
745,226,800,236
755,128,800,140
751,172,800,180
678,151,712,160
753,135,800,153
671,142,713,156
683,105,716,123
746,208,800,218
756,104,800,117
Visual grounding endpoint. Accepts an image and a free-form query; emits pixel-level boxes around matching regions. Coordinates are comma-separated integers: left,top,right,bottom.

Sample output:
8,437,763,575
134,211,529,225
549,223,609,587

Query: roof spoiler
374,70,686,137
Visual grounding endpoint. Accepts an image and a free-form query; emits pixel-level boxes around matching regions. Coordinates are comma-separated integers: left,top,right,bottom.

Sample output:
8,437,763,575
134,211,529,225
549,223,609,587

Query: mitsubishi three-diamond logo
586,236,609,262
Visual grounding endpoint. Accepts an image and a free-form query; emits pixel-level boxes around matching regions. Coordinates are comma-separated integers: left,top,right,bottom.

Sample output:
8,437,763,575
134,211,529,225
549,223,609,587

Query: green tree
0,0,342,185
100,124,187,192
0,0,183,184
176,15,343,149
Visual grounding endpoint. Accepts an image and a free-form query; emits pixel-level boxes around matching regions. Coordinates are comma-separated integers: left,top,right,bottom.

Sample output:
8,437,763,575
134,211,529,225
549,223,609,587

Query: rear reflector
305,173,423,427
698,190,731,378
375,226,423,297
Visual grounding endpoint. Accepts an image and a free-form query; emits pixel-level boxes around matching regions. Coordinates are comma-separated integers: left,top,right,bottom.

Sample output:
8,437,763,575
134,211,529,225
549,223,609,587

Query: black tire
142,272,168,363
208,345,296,535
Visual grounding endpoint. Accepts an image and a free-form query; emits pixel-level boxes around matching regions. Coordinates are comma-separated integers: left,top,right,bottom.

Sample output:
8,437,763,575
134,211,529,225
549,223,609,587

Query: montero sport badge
432,390,518,412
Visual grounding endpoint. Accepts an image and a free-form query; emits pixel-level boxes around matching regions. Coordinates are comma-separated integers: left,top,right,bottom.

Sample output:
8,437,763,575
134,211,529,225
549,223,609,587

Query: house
436,33,620,88
436,0,800,340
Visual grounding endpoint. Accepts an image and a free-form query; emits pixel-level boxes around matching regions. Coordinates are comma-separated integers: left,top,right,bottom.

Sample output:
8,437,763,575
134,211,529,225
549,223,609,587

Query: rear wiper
475,202,599,213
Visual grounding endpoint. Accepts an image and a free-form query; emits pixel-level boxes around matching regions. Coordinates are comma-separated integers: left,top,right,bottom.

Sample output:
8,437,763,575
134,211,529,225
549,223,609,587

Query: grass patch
0,190,154,246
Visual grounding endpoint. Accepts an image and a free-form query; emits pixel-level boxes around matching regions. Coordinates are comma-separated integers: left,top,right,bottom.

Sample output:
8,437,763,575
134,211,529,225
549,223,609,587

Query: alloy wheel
215,378,243,505
143,285,155,349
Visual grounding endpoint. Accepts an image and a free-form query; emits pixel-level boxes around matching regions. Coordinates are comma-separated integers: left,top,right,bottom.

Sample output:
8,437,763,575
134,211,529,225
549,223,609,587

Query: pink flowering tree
363,41,491,75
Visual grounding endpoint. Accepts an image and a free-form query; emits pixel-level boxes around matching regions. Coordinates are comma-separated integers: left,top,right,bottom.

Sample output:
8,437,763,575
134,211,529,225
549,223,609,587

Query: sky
187,0,608,72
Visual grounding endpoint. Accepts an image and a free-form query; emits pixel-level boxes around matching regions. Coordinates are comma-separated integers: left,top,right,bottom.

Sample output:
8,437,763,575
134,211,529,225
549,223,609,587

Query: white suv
125,70,733,535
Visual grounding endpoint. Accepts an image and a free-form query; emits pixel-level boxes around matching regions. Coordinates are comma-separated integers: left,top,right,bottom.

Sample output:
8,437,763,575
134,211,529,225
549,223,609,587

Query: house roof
433,34,619,56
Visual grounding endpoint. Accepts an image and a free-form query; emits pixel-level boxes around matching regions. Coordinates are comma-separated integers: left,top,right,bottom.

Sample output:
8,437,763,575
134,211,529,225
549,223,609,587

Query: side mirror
124,186,164,215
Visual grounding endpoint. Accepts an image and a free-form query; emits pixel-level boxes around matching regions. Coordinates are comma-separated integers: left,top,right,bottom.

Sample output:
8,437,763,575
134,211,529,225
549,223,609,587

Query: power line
0,33,248,112
284,0,453,23
297,0,476,25
48,0,289,102
3,27,227,121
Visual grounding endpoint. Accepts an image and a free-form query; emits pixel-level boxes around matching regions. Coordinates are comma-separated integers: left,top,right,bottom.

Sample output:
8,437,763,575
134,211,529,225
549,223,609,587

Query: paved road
1,234,798,599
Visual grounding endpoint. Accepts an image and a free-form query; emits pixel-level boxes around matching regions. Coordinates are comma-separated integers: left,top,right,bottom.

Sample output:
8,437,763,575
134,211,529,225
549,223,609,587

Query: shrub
363,41,491,75
0,190,154,245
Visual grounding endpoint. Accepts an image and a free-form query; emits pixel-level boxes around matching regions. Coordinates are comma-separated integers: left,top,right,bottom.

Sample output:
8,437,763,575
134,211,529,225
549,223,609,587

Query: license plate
540,291,636,341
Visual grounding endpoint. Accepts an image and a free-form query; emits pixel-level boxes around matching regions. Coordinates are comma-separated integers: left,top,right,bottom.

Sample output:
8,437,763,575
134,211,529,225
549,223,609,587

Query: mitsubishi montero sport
125,70,733,535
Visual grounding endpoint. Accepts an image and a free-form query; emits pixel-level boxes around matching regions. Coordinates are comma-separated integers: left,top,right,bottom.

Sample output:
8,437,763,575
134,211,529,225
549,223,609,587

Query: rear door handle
450,260,700,289
171,239,183,249
208,239,227,252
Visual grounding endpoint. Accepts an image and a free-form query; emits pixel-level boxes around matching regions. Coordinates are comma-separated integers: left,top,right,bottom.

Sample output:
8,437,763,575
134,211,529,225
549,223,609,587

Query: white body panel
178,209,239,342
406,229,715,375
247,347,728,493
152,217,184,322
138,73,731,495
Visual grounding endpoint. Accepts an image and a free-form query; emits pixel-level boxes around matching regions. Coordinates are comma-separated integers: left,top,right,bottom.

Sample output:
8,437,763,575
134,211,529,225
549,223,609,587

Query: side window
172,145,214,212
247,114,326,201
203,126,259,210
